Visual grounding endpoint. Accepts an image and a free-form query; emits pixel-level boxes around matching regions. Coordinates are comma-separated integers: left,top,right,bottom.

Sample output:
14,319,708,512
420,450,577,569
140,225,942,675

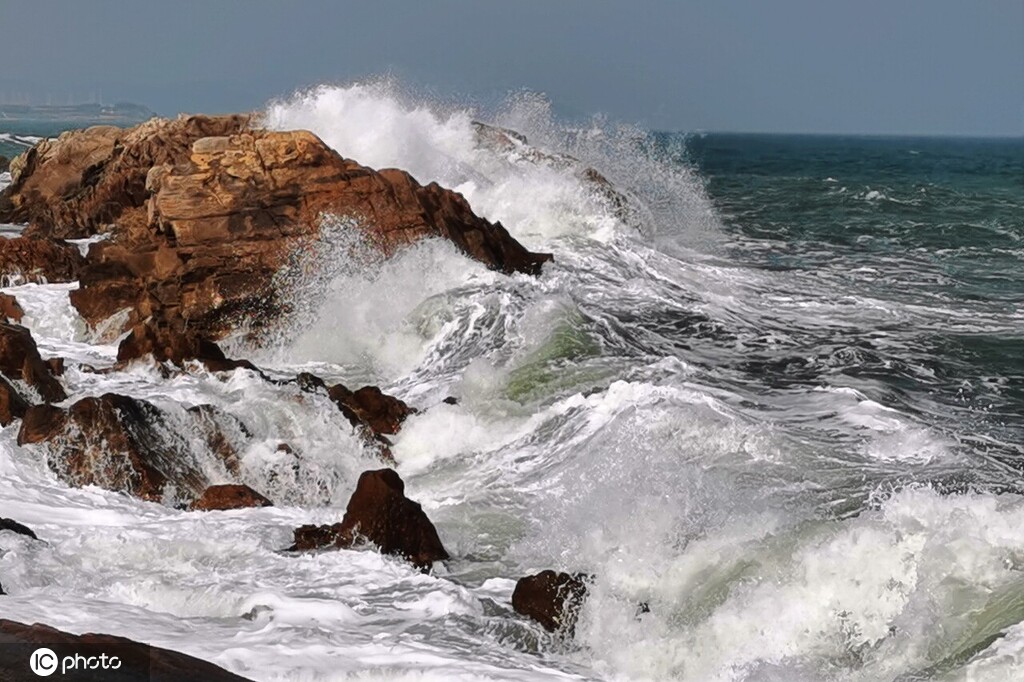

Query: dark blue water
680,133,1024,488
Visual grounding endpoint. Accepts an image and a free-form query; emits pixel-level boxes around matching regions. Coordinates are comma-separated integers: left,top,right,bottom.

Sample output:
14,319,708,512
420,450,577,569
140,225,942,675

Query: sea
0,82,1022,681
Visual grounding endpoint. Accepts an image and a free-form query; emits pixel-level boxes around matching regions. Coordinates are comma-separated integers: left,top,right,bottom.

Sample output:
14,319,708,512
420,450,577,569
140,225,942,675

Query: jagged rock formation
0,236,85,285
290,468,448,570
0,115,551,340
0,323,65,402
17,394,246,503
0,293,24,322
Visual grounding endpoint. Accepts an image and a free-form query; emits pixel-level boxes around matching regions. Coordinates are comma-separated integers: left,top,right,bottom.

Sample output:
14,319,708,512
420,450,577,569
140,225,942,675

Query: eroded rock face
0,236,85,285
0,293,24,322
17,394,244,503
290,468,448,570
327,384,415,436
0,323,65,403
2,116,550,340
1,115,251,238
0,620,254,682
294,372,410,461
511,570,589,633
0,376,31,426
189,484,272,511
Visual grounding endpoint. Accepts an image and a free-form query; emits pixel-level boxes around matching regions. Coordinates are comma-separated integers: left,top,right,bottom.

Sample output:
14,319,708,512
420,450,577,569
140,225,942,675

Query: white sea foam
0,82,1018,681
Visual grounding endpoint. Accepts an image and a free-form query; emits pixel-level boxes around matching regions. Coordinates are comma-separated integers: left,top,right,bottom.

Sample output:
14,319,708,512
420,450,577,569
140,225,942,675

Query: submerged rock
0,323,65,403
17,394,244,503
0,518,38,540
290,468,449,570
512,570,589,633
0,619,254,681
0,236,85,285
1,115,551,340
189,484,272,511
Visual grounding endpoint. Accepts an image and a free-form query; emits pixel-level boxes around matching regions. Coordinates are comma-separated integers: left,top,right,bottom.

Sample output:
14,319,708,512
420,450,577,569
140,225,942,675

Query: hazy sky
1,1,1021,135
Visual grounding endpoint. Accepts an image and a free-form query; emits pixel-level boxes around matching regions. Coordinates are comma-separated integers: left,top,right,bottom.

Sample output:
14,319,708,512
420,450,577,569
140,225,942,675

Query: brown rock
17,394,242,503
0,619,254,681
0,116,550,339
1,115,251,238
0,293,23,322
186,404,250,475
289,469,448,570
0,376,30,426
0,236,85,285
512,570,589,633
189,484,272,511
327,384,415,436
0,323,65,402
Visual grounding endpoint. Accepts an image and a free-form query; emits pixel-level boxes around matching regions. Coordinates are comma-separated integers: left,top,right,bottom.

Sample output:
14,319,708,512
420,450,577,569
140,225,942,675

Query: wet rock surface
0,619,254,681
1,115,551,341
189,484,272,511
290,468,449,570
0,292,24,322
0,376,31,426
0,518,38,540
17,394,244,503
0,323,66,402
0,236,85,285
511,570,589,633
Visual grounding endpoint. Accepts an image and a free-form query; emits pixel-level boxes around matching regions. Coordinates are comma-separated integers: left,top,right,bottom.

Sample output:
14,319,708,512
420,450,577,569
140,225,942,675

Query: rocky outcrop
512,570,589,633
328,384,414,436
115,318,260,374
17,394,244,503
1,115,551,340
0,323,65,402
0,619,254,681
0,155,8,174
0,236,85,285
0,376,31,426
189,484,272,511
294,372,410,461
290,469,448,570
0,293,24,322
1,115,251,238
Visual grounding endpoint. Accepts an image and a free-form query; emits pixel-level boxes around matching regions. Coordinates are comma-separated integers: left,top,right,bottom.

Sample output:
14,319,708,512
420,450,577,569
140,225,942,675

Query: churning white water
2,82,1024,681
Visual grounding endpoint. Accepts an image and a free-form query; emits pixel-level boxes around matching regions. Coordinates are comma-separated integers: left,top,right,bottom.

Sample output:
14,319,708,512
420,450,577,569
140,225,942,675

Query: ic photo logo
29,647,123,677
29,648,58,677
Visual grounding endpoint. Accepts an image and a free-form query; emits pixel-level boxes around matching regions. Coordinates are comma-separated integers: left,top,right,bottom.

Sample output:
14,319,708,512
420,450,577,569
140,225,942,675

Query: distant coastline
0,102,154,125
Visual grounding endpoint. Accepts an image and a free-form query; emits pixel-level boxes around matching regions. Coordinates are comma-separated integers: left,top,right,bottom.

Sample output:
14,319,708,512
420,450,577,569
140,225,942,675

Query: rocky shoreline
0,114,591,671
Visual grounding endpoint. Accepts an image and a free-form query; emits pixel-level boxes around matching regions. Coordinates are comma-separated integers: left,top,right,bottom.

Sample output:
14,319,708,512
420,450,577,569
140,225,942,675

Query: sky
1,0,1021,136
